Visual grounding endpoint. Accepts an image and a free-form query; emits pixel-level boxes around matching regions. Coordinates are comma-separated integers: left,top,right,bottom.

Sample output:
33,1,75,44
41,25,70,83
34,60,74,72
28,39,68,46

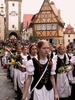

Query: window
47,24,51,30
36,24,41,30
52,39,57,44
42,14,50,18
12,25,15,28
41,24,46,30
12,3,15,6
36,24,56,31
68,34,70,37
52,24,56,30
68,30,70,33
68,39,70,43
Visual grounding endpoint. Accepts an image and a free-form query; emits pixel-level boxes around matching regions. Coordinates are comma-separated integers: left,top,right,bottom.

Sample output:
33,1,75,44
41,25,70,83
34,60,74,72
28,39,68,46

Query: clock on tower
9,11,18,16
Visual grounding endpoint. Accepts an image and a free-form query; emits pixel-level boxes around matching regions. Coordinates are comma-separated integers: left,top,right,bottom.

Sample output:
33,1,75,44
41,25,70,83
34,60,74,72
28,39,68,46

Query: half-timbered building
30,0,65,46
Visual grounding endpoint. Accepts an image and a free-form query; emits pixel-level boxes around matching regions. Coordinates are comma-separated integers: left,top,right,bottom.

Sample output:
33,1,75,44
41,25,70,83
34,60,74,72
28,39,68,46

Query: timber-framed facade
31,0,65,46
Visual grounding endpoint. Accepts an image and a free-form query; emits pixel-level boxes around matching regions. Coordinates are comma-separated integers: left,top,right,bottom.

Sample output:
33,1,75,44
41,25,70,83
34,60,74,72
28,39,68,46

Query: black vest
72,55,75,77
27,55,31,61
56,54,66,73
72,66,75,77
31,58,53,91
50,52,53,59
67,53,72,65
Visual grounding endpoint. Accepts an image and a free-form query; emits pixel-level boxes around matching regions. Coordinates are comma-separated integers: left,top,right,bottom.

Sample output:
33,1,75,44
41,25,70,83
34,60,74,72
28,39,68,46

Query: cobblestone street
0,61,15,100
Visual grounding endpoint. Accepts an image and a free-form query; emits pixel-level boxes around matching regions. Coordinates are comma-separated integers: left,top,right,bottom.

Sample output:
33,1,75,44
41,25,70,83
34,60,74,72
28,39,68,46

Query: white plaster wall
8,1,18,30
64,34,75,47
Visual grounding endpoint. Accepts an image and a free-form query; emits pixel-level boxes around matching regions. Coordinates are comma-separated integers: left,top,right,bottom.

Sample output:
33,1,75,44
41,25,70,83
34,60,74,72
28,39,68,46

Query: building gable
31,0,64,46
33,0,58,23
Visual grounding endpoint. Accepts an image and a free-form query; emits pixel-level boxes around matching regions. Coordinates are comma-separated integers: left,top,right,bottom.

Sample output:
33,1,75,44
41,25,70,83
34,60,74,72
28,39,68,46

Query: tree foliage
29,32,38,42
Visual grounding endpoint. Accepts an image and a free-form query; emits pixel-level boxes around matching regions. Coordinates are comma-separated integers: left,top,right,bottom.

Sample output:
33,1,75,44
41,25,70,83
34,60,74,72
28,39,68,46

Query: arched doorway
9,32,18,39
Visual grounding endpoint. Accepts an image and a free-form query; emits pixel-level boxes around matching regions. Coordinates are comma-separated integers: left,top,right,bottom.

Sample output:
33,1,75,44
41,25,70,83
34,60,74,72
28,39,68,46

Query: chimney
44,0,50,2
50,1,54,5
58,9,60,20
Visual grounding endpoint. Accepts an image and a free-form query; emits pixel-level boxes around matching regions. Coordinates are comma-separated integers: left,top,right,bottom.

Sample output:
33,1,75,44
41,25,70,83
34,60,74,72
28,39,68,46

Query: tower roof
64,24,75,34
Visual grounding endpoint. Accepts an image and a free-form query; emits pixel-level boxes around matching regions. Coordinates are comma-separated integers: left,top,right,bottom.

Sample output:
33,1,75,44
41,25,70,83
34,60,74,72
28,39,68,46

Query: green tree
29,32,38,42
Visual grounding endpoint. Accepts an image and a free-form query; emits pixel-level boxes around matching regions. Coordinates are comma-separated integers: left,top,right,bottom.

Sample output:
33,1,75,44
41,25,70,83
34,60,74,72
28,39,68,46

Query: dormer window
68,30,70,33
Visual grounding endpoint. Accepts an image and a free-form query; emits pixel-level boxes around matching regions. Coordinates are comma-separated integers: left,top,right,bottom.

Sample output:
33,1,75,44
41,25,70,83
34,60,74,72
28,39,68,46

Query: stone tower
5,0,22,39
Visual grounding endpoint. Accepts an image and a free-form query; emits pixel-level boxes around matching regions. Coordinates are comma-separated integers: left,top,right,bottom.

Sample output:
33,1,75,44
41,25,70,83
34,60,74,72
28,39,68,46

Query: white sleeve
70,56,75,65
21,57,27,68
51,55,57,75
22,57,27,65
26,59,35,75
65,53,69,64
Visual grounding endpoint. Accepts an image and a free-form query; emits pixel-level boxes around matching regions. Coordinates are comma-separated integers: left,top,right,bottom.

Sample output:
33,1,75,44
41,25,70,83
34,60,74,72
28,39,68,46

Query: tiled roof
50,1,58,16
50,1,64,24
23,14,34,29
64,24,75,34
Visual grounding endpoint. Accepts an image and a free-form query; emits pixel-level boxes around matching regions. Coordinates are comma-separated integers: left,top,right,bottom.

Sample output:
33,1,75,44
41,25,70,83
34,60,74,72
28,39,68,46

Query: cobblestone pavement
0,61,15,100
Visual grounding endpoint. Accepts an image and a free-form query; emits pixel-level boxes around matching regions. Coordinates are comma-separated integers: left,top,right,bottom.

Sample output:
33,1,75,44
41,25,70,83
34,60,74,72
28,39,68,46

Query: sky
1,0,75,28
21,0,75,28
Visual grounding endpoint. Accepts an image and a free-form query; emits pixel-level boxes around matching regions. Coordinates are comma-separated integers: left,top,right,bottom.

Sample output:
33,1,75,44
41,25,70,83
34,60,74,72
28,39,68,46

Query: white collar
58,53,65,59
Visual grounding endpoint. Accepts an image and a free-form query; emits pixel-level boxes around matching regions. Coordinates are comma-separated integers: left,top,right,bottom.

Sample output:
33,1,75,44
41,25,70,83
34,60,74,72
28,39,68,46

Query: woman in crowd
17,43,37,99
22,40,59,100
67,48,73,86
22,46,28,57
4,45,23,99
52,45,71,100
17,46,29,97
70,51,75,100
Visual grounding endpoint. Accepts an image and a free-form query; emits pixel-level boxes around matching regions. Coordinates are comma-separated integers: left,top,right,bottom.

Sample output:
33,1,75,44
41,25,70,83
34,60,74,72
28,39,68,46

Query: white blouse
22,55,37,68
52,53,69,65
70,55,75,65
26,58,56,75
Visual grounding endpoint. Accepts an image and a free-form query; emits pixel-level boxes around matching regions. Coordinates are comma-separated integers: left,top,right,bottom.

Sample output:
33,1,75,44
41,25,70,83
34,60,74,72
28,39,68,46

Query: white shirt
26,57,56,75
70,55,75,65
52,53,69,65
22,54,37,68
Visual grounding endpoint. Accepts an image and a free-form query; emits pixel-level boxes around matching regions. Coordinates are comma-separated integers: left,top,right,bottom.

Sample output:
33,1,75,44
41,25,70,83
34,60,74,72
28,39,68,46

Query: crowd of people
0,38,75,100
